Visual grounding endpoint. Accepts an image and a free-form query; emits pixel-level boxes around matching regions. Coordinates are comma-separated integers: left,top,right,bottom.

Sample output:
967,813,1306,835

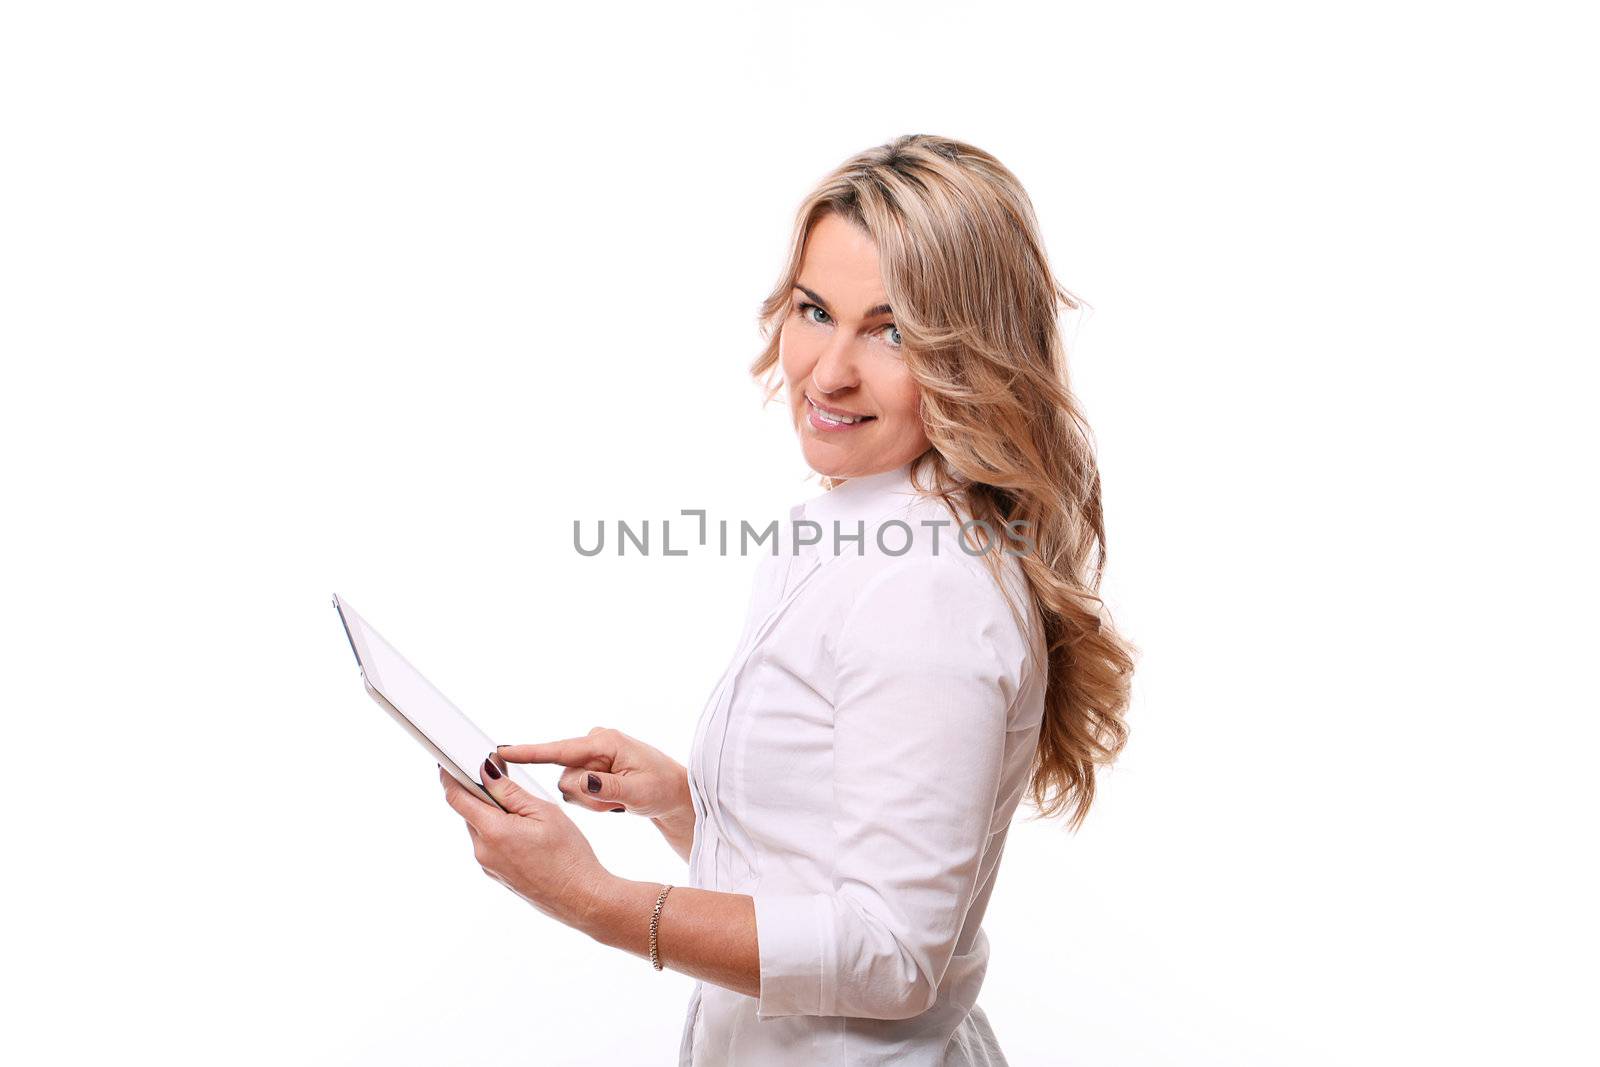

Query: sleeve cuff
752,891,831,1018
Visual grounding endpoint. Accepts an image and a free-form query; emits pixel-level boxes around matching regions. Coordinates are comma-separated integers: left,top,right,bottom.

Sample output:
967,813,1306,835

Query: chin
802,440,891,483
797,439,851,480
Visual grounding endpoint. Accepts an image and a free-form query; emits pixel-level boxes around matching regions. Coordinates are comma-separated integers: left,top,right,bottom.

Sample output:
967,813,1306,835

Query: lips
805,395,876,425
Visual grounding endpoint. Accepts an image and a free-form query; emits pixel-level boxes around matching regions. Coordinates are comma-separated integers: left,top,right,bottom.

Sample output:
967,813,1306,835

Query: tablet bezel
332,593,539,813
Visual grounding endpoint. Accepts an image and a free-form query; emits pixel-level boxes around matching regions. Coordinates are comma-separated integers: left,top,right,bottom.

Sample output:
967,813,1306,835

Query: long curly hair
750,134,1137,831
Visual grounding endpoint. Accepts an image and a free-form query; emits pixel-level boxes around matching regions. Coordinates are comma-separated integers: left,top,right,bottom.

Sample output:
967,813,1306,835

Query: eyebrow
794,283,893,320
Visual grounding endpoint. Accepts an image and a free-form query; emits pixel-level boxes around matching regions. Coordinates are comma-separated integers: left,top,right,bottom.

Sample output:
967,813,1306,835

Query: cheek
886,372,930,446
884,370,923,424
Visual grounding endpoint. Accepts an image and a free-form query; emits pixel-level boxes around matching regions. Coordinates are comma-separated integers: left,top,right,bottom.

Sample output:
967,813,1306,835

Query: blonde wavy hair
750,134,1137,831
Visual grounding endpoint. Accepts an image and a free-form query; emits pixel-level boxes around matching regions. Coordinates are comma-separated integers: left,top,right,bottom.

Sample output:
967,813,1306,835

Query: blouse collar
794,458,934,558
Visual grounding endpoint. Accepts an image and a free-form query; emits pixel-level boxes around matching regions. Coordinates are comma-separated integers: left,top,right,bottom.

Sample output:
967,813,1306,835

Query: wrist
652,805,695,839
577,874,664,955
652,765,695,835
572,868,621,937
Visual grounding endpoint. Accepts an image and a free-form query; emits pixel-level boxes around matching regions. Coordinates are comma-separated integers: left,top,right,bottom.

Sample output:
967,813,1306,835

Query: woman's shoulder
826,489,1031,605
822,504,1041,684
832,542,1036,643
816,549,1038,722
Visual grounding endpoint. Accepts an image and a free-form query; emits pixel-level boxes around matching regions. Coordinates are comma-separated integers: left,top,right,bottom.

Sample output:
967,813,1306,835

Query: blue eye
796,300,902,349
797,301,830,325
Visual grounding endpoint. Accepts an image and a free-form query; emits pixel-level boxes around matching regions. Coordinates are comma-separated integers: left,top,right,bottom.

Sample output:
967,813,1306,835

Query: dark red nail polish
611,807,625,813
483,758,502,781
586,773,601,794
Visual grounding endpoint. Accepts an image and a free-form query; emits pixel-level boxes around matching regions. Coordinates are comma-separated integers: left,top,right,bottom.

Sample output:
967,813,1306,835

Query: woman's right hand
496,727,692,822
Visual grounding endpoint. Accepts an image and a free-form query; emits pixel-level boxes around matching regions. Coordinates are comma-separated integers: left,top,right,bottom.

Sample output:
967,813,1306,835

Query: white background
2,2,1594,1064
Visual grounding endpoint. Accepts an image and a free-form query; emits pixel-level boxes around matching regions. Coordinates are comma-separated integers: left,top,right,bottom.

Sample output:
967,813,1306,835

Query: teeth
811,399,866,424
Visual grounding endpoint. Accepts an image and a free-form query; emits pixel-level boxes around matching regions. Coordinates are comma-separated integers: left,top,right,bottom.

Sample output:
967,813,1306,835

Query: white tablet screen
333,594,552,802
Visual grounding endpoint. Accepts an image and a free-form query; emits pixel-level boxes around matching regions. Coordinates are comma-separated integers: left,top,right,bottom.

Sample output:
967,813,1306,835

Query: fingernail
611,807,625,813
586,773,601,794
483,758,502,781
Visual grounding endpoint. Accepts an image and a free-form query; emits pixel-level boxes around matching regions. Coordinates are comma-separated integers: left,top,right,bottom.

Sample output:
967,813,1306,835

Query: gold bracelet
649,884,673,971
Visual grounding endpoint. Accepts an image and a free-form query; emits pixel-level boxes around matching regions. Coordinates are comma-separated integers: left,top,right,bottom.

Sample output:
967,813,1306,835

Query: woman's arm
493,732,698,864
453,557,1024,1017
441,762,744,992
579,558,1025,1019
651,799,697,864
578,876,760,999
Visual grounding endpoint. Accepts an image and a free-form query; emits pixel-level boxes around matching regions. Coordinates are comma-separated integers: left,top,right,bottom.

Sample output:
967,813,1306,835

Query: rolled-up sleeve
753,554,1027,1021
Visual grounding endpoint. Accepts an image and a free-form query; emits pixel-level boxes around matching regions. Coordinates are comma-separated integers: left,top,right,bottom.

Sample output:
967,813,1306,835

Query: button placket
702,549,829,889
687,556,785,886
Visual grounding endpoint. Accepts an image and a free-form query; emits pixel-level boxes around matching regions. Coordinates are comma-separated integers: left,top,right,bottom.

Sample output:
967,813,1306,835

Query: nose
808,334,860,396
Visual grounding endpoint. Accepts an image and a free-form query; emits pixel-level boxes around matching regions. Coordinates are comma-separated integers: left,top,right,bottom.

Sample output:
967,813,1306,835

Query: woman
439,133,1136,1065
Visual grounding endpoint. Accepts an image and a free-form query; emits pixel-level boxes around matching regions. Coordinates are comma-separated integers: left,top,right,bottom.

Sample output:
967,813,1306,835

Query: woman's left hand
438,756,613,930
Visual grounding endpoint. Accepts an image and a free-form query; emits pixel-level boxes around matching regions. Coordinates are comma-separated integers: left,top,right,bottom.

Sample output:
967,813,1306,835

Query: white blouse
678,459,1048,1066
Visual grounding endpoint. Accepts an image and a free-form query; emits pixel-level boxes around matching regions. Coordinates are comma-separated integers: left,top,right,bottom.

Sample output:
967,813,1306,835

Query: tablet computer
332,593,553,811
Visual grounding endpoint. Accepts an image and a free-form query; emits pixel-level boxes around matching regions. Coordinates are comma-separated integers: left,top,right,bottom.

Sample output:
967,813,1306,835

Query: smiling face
780,211,932,481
